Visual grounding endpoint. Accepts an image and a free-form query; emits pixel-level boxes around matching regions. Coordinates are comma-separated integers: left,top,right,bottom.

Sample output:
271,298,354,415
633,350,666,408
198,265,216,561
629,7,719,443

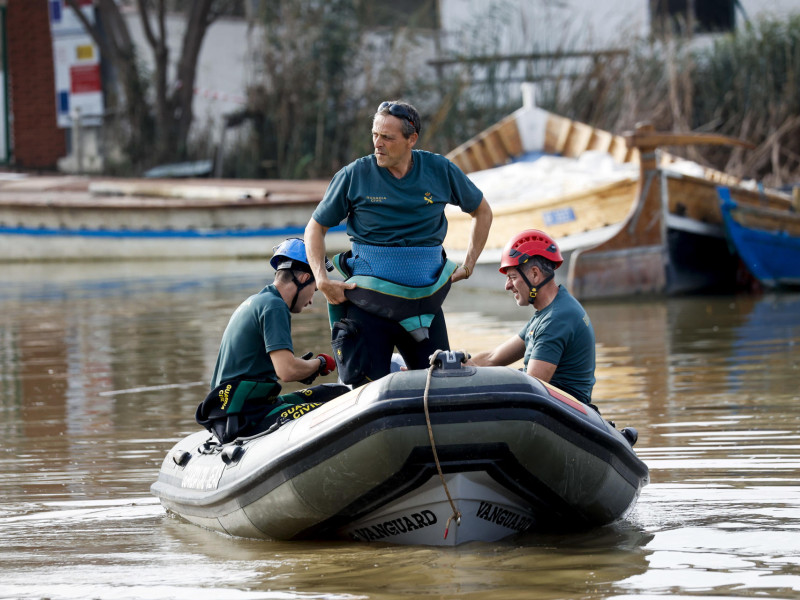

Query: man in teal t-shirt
305,100,493,384
196,239,348,443
469,230,596,405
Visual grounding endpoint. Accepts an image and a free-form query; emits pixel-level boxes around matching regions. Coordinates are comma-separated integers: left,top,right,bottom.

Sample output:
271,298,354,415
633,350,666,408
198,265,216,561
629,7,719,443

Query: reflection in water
1,262,799,599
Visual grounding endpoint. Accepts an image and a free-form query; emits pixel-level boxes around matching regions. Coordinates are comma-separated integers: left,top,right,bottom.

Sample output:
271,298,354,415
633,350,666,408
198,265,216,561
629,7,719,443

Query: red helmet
499,229,563,274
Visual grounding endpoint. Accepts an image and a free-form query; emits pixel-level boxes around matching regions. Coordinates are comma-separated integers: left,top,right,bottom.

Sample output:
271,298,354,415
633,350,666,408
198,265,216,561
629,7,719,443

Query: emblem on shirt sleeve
424,192,433,204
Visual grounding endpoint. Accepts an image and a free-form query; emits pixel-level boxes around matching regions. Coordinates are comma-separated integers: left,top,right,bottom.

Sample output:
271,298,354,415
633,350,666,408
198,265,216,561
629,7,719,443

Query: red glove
316,353,336,376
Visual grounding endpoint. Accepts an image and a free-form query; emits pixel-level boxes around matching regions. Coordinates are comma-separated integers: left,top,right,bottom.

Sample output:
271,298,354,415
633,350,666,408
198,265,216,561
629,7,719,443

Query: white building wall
438,0,800,54
438,0,646,53
123,12,257,149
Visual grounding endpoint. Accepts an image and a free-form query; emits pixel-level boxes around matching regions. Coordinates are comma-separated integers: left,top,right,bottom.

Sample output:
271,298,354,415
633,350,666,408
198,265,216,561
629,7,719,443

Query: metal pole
72,106,83,173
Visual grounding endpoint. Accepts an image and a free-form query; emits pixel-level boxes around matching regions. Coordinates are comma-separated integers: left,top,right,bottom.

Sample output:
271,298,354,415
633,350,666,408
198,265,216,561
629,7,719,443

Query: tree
66,0,231,169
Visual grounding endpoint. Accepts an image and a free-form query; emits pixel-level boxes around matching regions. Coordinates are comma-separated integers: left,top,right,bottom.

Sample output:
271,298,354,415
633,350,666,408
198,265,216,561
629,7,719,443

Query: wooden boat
150,352,648,547
718,186,800,288
443,102,641,270
0,176,347,261
444,97,794,299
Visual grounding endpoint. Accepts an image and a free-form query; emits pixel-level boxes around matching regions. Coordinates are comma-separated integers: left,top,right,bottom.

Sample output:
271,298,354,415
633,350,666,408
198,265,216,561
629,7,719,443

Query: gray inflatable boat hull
151,363,648,546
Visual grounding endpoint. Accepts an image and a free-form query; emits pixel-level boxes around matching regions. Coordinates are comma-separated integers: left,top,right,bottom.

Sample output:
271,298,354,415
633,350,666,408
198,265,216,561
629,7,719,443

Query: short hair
521,255,556,279
375,100,420,139
275,269,311,284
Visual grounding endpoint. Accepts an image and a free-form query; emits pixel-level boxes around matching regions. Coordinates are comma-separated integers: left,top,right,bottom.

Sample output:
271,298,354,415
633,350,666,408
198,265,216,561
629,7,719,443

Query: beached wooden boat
0,176,347,261
151,352,648,546
444,100,794,299
718,186,800,288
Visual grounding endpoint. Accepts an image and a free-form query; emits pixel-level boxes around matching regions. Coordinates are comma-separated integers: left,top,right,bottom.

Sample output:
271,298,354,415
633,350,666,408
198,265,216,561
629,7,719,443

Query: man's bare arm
469,335,525,367
304,218,354,305
527,359,557,382
452,197,493,283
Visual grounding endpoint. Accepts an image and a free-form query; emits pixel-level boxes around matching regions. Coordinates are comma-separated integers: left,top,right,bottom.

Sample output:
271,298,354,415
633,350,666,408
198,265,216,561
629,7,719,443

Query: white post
521,82,537,109
71,107,83,174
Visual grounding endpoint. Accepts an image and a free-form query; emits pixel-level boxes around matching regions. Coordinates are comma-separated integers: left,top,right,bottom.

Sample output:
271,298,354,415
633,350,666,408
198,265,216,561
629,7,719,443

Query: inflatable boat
151,351,648,546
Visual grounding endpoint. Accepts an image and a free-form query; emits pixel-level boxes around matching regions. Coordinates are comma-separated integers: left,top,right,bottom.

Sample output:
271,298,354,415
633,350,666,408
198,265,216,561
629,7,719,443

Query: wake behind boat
151,352,648,546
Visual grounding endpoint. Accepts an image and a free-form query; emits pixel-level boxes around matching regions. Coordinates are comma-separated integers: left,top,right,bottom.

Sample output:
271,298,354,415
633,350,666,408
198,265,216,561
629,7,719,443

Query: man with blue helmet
196,238,348,443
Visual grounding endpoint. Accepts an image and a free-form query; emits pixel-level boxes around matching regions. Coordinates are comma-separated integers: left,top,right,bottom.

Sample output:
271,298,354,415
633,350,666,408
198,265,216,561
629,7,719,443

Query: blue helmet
270,238,333,274
270,238,311,273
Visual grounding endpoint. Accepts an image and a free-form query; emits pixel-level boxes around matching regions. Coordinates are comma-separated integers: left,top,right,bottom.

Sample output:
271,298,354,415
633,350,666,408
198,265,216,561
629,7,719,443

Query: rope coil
423,350,462,539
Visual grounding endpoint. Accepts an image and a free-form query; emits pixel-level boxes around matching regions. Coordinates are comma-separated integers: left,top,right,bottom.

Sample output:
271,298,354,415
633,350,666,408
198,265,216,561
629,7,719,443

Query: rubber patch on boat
309,388,361,428
541,381,587,414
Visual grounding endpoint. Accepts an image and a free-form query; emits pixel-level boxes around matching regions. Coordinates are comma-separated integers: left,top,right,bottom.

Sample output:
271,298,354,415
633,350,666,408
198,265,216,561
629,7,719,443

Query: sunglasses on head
378,101,419,133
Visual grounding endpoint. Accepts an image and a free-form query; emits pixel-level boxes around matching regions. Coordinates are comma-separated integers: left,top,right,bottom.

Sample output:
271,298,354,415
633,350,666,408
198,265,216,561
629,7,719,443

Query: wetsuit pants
344,303,450,385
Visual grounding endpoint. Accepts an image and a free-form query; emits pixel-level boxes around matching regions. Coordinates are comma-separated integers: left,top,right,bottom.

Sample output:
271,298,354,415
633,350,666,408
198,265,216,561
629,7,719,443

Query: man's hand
316,353,335,376
450,264,472,283
298,353,336,384
318,279,357,305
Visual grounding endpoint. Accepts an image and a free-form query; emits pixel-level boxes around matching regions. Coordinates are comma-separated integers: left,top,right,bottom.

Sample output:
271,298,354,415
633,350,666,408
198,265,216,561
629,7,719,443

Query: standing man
305,100,493,385
469,230,596,405
196,238,348,443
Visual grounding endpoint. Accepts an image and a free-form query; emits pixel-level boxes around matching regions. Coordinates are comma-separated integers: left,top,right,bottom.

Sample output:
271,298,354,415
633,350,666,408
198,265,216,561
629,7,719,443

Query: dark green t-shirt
519,286,596,404
211,284,293,387
312,150,484,246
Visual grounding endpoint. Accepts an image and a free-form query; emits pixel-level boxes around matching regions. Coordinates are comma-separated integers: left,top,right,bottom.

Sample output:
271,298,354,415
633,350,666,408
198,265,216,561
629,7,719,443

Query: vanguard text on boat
150,352,649,546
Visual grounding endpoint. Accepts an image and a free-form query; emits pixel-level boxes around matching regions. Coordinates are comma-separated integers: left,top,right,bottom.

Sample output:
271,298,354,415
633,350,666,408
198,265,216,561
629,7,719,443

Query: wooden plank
444,179,638,252
608,136,630,163
480,131,509,167
588,130,614,154
562,122,595,158
449,153,471,173
495,117,524,157
465,145,492,172
544,114,572,154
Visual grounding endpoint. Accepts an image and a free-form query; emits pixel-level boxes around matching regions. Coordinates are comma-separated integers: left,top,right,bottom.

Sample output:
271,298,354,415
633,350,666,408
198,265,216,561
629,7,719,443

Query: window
651,0,735,36
357,0,439,30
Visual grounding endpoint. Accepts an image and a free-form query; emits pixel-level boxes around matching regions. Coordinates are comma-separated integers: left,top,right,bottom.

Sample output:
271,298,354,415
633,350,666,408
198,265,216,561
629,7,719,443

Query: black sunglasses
378,101,419,133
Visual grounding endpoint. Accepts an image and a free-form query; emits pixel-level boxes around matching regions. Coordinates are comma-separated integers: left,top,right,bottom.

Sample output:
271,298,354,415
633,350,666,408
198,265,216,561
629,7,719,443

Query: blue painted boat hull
718,187,800,288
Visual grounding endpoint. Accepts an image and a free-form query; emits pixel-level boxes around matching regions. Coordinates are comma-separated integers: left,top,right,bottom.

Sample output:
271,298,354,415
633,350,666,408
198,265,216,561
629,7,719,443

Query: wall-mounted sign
49,0,104,128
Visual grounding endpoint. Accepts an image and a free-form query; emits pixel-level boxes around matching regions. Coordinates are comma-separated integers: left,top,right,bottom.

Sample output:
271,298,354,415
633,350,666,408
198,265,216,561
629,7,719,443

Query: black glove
298,352,322,385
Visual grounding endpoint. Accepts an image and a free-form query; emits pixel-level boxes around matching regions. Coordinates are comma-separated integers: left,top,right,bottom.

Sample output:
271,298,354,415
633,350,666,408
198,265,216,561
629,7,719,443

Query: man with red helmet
469,229,596,405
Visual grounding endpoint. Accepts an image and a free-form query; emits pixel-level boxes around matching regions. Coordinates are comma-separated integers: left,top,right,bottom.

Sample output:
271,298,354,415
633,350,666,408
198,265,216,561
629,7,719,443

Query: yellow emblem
424,192,433,204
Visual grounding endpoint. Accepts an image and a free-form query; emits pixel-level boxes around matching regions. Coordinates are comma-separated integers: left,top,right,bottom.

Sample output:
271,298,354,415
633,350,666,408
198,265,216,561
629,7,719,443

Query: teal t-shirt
211,284,293,387
312,150,484,246
519,286,596,404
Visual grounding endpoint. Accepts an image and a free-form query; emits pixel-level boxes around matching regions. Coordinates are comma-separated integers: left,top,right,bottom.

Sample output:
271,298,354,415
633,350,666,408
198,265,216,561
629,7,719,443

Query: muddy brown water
1,260,798,599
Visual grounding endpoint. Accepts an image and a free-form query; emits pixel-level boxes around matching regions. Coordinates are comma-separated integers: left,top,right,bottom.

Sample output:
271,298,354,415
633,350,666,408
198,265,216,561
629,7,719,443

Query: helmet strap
289,271,314,311
518,268,554,304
